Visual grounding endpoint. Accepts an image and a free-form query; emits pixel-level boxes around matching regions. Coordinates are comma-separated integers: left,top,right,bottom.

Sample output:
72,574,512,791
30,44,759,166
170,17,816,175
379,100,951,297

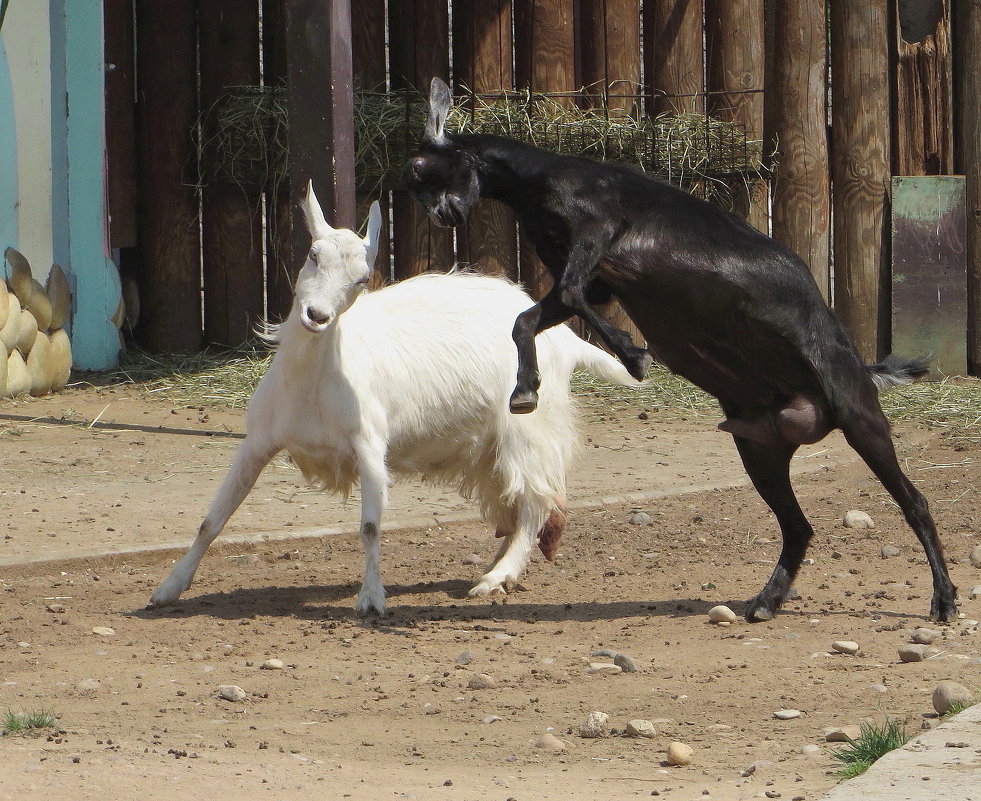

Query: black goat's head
403,78,481,228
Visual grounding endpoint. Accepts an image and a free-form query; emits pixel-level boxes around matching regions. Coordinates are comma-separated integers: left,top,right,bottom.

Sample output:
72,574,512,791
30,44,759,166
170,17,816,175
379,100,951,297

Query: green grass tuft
2,708,59,736
831,719,910,780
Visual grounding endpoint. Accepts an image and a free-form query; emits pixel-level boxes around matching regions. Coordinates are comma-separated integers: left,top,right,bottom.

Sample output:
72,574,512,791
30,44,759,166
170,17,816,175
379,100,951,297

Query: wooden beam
644,0,705,116
830,0,892,360
579,0,642,113
135,0,202,352
957,0,981,373
199,0,264,346
767,0,830,296
103,0,138,249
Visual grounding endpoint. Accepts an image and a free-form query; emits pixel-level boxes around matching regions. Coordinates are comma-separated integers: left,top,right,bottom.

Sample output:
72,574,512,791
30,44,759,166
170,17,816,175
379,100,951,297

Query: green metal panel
891,176,967,376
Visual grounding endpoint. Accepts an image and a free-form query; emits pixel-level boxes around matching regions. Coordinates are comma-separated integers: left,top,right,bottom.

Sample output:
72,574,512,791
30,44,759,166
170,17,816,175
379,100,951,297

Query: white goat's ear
363,201,382,270
303,179,333,238
424,77,452,144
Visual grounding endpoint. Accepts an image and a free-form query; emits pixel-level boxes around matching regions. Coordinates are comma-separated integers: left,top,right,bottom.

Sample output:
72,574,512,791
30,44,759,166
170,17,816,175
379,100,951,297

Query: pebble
970,544,981,569
625,719,657,738
532,732,567,752
831,641,860,655
911,628,938,645
627,510,652,526
870,684,888,694
482,715,502,725
591,648,619,659
614,653,638,673
932,681,974,716
91,626,115,637
774,709,802,720
969,585,981,601
579,710,610,738
800,744,822,756
880,545,901,558
74,679,101,693
218,685,247,703
898,644,928,663
260,659,284,670
461,553,483,566
708,605,737,624
843,510,874,529
467,673,498,690
45,603,65,614
825,726,861,742
456,650,473,666
665,741,694,766
587,662,622,675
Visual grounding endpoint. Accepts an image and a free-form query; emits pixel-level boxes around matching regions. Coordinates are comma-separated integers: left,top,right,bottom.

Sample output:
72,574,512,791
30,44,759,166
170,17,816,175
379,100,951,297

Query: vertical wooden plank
135,0,202,352
643,0,705,116
104,0,138,249
578,0,641,113
767,0,831,297
893,0,953,176
830,0,892,361
957,0,981,373
0,31,18,253
705,0,767,232
284,0,356,291
199,0,264,346
351,0,392,284
389,0,453,280
891,176,967,375
514,0,576,300
453,0,518,279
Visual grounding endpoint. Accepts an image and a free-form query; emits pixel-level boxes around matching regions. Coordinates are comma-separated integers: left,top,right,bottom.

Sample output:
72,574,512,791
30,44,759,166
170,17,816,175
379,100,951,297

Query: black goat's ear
424,77,452,144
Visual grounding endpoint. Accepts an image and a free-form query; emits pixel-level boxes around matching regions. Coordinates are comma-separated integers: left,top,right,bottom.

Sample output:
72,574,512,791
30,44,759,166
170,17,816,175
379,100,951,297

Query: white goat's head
295,181,382,333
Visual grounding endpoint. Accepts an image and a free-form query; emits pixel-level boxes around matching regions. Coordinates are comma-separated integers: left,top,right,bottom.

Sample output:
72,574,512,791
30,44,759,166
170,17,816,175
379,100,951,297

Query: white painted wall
2,0,54,280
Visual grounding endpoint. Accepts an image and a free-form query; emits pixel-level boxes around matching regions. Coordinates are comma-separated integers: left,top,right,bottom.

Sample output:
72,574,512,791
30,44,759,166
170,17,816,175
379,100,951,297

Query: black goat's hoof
625,350,654,382
509,390,539,414
930,595,958,624
744,597,775,622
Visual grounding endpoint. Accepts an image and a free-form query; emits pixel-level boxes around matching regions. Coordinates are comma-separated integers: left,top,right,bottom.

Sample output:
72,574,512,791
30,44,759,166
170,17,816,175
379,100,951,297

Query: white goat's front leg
148,438,278,607
354,443,389,615
469,506,542,598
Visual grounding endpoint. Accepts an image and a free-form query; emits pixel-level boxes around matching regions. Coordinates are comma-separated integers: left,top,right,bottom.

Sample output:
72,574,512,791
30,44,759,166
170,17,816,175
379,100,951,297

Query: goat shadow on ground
131,579,732,626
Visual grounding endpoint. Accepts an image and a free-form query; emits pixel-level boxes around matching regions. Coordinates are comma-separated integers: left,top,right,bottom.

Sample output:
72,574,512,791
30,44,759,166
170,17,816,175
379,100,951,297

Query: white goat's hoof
468,576,510,598
355,590,386,616
148,572,192,607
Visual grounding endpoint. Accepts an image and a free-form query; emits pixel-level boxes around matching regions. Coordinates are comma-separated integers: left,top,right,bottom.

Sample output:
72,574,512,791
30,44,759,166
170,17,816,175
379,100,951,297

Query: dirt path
1,385,979,800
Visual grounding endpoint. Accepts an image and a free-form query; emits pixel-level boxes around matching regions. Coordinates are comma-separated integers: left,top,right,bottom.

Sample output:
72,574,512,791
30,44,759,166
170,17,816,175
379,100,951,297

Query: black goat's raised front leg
510,287,574,413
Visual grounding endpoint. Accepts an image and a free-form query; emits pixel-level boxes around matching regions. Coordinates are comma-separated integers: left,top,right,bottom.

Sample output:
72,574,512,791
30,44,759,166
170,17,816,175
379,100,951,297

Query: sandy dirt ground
1,383,980,801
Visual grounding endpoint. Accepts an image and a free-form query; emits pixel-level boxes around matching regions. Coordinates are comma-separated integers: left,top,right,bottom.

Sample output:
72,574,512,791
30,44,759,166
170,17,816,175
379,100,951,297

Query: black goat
403,78,958,624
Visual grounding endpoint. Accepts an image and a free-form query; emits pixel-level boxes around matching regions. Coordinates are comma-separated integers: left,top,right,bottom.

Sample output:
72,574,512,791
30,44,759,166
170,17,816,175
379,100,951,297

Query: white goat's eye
356,277,369,286
308,248,318,262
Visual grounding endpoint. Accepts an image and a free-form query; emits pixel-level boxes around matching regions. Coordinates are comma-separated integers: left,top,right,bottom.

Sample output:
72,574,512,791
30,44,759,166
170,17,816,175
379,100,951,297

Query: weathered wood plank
135,0,202,352
767,0,830,296
830,0,892,360
644,0,705,116
103,0,138,249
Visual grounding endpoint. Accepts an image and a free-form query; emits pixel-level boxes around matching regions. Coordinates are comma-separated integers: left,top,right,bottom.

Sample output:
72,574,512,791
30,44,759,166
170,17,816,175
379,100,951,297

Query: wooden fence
104,0,981,374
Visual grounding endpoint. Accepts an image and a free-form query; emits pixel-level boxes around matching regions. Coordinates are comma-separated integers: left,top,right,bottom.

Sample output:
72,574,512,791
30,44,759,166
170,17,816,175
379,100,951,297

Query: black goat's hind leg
839,406,958,622
510,291,574,413
732,437,812,622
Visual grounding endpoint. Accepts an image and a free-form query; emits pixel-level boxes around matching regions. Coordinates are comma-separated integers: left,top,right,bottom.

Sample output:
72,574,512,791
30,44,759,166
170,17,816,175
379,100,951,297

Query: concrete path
821,704,981,801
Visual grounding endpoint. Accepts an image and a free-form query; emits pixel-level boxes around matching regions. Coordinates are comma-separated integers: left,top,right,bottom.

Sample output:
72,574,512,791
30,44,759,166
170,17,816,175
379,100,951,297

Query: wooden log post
389,0,453,280
830,0,892,361
578,0,644,347
957,0,981,373
282,0,356,302
644,0,705,116
893,0,953,176
352,0,392,285
199,0,264,346
514,0,576,301
135,0,202,352
705,0,768,233
453,0,518,279
104,0,138,250
767,0,831,298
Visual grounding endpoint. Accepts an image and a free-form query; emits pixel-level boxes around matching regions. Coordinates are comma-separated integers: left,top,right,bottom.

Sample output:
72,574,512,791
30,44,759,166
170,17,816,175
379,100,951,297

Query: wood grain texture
199,0,264,346
956,0,981,373
579,0,642,112
352,0,386,89
893,0,953,175
767,0,830,296
389,0,453,277
454,0,518,278
830,0,892,361
705,0,767,232
103,0,138,249
643,0,705,115
135,0,202,352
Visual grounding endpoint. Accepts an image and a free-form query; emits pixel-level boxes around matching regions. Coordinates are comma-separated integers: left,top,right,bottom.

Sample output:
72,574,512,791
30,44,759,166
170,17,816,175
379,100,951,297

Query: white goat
149,182,639,614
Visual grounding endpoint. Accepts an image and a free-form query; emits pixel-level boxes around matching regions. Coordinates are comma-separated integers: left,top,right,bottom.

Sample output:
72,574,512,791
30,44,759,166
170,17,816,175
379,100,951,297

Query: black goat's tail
867,354,931,391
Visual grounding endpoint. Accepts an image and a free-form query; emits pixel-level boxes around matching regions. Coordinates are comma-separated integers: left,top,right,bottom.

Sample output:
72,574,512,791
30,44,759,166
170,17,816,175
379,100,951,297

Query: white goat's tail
566,330,643,387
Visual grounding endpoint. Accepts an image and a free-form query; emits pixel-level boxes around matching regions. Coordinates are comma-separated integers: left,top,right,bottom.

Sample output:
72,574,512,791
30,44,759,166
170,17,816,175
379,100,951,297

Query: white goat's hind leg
469,505,541,598
148,439,278,607
354,447,389,615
